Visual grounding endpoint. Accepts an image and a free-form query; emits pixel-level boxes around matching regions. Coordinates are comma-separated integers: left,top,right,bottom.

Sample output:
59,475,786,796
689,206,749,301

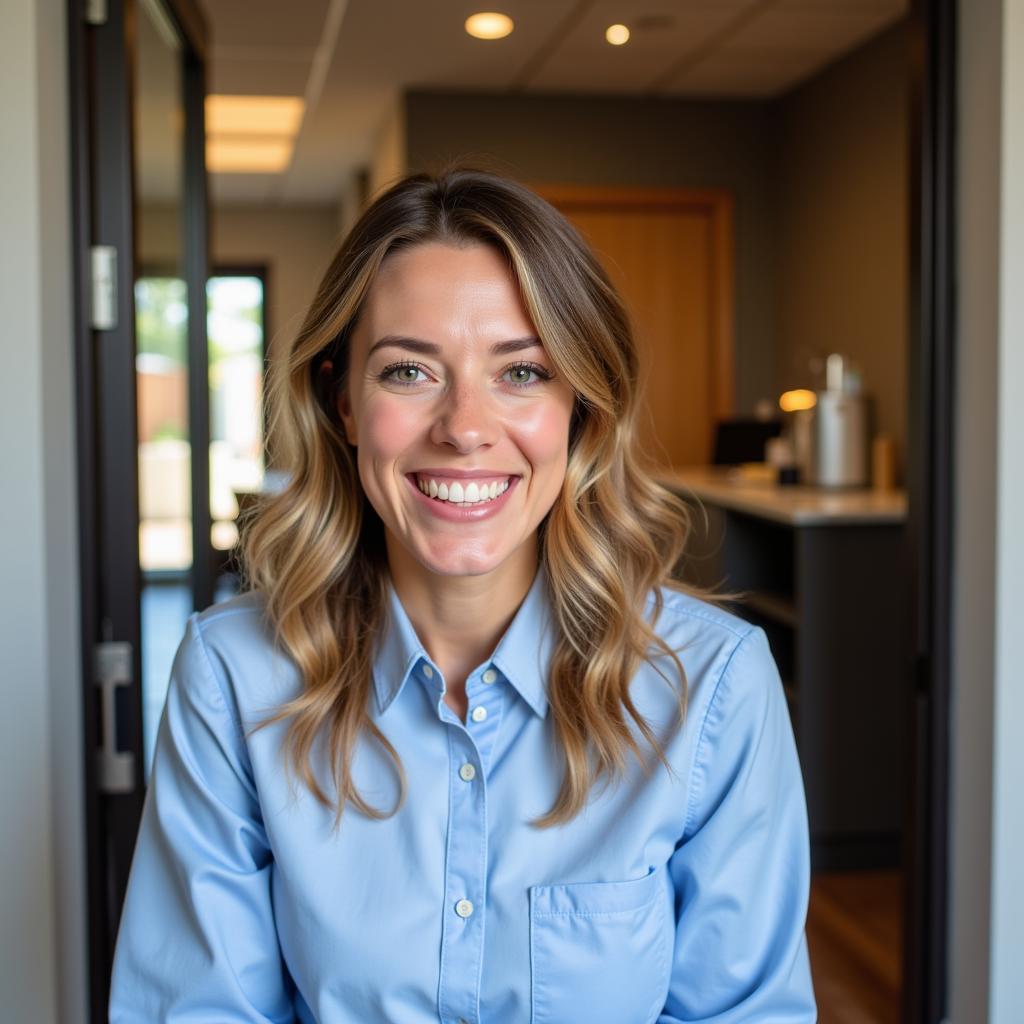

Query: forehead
357,242,534,338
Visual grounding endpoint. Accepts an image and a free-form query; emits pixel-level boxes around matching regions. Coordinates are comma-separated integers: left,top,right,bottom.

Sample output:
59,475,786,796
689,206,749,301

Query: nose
428,377,500,452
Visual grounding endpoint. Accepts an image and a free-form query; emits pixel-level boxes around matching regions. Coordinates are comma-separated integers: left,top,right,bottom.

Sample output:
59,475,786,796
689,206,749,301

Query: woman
110,168,817,1022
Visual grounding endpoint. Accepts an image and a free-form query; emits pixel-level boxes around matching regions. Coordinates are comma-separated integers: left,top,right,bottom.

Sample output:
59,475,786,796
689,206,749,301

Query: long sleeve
109,614,295,1023
659,626,817,1023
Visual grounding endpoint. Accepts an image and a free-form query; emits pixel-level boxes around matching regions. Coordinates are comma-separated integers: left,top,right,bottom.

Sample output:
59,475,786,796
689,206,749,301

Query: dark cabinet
662,471,913,870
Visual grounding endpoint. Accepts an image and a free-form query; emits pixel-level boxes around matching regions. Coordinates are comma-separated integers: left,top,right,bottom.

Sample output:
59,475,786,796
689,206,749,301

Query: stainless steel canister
807,390,871,487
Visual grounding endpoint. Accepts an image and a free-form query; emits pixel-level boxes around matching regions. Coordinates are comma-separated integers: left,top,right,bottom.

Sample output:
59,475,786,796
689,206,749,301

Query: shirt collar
373,562,555,719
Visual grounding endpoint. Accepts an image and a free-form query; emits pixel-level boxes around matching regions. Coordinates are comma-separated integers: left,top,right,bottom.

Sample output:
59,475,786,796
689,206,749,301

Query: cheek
360,397,426,457
513,401,573,470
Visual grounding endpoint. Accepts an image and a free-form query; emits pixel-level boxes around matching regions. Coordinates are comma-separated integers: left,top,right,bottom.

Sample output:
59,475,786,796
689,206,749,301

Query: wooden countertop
657,465,907,526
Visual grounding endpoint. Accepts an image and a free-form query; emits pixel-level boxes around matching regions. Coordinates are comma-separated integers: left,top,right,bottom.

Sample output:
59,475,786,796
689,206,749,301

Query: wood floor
806,870,903,1024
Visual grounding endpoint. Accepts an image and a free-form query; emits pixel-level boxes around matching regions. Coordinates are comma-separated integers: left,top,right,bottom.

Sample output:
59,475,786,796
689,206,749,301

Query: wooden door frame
531,184,736,425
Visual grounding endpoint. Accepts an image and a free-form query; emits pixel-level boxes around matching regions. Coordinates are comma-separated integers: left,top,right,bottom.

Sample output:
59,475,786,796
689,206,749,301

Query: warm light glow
779,389,818,413
205,95,305,136
465,12,514,39
605,23,630,45
206,137,293,173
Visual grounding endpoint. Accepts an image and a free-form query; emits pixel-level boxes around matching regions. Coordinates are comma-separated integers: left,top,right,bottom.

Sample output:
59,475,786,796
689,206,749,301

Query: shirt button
455,898,474,918
422,664,433,679
482,668,497,684
458,763,476,782
470,705,487,723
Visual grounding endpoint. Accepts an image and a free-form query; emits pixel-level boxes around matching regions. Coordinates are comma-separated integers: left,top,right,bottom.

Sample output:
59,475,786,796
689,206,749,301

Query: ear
338,392,357,446
323,362,357,447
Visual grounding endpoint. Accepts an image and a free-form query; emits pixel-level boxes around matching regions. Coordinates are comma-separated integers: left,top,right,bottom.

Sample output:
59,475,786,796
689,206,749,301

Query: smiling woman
109,167,817,1023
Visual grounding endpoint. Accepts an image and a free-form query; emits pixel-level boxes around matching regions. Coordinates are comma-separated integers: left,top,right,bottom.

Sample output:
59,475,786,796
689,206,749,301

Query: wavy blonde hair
241,166,738,831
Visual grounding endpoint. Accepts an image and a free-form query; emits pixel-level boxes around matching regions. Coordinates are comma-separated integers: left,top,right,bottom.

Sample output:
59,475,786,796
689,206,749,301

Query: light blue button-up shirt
110,563,817,1022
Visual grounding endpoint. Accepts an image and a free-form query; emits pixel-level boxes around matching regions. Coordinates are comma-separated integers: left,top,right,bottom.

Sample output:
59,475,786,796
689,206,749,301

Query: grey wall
0,0,87,1019
952,0,1024,1018
774,22,909,464
405,90,779,417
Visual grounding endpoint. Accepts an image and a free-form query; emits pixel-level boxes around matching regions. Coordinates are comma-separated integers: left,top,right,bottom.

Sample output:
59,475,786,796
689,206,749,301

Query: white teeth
415,475,512,506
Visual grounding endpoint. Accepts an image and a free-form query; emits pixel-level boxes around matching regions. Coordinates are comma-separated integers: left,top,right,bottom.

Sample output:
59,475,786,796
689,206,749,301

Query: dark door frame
905,0,955,1020
67,0,209,1017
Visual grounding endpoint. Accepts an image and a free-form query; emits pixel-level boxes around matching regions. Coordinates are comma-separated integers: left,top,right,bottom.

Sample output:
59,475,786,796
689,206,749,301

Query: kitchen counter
657,465,907,526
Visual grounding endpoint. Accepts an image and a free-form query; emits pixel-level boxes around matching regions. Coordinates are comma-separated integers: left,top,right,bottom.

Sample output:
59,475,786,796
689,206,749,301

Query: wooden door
535,185,734,471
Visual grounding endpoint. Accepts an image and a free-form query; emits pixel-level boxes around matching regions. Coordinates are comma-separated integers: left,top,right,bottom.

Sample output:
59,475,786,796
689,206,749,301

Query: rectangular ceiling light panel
206,137,294,173
205,94,305,135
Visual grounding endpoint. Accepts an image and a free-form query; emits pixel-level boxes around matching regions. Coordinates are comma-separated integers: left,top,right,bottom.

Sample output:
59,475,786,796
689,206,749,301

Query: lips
408,469,522,479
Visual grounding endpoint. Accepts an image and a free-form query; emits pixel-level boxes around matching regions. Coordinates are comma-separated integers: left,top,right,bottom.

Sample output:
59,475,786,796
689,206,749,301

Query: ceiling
198,0,908,206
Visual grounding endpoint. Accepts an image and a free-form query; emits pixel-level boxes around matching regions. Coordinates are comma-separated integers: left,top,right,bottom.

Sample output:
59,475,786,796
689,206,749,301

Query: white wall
988,0,1024,1015
951,0,1024,1019
0,0,86,1020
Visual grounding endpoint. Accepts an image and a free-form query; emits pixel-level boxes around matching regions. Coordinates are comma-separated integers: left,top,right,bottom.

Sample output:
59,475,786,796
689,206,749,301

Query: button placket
438,726,488,1024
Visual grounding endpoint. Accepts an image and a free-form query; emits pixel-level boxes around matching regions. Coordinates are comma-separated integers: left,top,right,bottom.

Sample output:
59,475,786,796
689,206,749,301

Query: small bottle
872,434,897,491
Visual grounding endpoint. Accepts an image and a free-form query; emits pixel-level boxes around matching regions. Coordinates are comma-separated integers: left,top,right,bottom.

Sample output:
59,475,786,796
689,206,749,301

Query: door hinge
85,0,107,26
94,641,136,794
90,244,117,330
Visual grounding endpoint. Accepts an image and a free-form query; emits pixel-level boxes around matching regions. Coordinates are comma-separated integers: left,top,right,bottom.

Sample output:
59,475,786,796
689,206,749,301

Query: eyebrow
367,335,543,358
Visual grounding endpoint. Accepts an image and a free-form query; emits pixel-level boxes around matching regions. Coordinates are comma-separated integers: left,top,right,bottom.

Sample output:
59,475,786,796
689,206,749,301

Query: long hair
240,166,737,831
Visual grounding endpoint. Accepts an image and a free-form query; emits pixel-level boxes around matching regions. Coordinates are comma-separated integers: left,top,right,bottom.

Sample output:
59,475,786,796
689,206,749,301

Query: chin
418,551,506,578
401,533,513,576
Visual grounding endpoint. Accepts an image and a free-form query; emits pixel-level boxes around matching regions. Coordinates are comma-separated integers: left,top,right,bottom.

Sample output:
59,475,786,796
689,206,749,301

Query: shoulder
644,583,758,668
648,583,754,638
639,584,781,736
193,589,272,646
184,590,303,715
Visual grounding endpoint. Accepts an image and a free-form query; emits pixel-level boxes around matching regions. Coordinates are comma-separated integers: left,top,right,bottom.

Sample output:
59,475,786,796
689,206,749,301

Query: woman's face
335,241,576,579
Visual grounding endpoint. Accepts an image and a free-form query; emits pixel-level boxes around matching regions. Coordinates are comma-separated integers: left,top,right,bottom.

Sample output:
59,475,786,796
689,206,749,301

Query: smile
404,472,520,521
414,473,511,506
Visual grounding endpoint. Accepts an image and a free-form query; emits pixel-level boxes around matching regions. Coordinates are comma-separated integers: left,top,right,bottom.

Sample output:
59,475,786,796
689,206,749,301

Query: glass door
134,0,194,778
69,0,209,1015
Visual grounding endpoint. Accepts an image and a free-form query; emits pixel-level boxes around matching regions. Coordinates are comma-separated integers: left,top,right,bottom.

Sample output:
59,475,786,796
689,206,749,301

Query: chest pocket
528,862,671,1024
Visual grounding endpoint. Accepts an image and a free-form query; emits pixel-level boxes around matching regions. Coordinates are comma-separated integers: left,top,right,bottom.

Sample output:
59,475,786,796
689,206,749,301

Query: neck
385,535,540,687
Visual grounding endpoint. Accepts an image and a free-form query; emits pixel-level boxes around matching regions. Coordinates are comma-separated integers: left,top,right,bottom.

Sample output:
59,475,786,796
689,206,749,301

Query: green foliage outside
136,275,263,369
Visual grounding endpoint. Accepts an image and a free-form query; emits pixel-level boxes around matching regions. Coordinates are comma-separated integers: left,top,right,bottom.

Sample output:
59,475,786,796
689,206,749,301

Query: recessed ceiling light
205,95,305,136
606,23,630,46
206,137,293,174
465,12,514,40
